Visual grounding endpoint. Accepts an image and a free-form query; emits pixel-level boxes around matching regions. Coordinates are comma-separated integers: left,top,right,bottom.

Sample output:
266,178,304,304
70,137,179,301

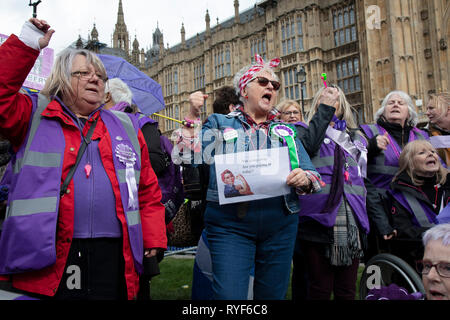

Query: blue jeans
204,197,298,300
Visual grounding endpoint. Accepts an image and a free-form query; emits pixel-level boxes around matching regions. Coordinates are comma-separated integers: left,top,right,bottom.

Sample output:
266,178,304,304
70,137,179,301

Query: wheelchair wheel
359,253,425,300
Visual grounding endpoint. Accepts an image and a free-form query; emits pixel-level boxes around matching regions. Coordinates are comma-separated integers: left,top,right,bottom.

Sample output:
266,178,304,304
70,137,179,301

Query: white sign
214,147,291,205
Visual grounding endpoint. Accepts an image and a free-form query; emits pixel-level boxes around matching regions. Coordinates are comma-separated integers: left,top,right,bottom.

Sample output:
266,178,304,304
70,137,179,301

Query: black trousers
301,240,359,300
291,249,309,301
53,238,127,300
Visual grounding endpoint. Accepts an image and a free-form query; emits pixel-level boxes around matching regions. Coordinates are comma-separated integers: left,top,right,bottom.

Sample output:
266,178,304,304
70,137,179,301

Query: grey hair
422,224,450,247
105,78,133,105
374,90,418,127
40,48,107,101
232,63,279,104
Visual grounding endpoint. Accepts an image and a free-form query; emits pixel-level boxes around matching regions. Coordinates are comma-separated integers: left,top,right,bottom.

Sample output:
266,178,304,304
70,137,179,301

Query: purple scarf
332,115,347,131
321,144,345,213
321,121,346,213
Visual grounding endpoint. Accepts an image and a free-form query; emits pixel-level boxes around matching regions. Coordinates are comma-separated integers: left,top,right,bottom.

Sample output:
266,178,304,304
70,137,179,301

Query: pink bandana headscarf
238,54,280,92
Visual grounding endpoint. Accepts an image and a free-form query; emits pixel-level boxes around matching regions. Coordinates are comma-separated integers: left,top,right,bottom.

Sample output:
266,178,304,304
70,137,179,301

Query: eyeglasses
71,70,108,83
282,111,300,116
254,77,281,91
416,260,450,278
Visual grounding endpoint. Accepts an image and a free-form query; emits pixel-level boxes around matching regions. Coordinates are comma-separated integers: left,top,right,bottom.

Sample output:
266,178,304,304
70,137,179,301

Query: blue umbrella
97,54,165,115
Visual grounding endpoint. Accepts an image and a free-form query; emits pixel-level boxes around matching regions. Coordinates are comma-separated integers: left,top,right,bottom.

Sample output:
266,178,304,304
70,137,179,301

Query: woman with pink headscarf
175,54,333,300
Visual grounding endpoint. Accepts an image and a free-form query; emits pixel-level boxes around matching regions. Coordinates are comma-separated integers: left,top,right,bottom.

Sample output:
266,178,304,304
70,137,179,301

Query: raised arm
0,19,55,149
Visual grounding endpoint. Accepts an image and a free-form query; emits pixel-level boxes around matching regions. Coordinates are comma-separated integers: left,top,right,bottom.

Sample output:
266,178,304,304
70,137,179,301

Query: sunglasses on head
254,77,281,91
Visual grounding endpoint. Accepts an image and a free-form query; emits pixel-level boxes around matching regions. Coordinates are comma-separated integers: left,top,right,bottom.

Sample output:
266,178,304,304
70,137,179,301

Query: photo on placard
215,147,291,205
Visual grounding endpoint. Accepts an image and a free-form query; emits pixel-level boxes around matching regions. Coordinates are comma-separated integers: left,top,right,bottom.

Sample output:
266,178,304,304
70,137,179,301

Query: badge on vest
223,128,238,142
115,143,138,209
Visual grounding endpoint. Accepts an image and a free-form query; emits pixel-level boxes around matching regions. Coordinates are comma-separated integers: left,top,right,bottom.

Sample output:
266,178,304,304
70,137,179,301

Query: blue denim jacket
198,111,320,215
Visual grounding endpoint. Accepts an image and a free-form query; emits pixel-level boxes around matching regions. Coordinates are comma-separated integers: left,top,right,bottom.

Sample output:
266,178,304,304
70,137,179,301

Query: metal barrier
164,246,197,257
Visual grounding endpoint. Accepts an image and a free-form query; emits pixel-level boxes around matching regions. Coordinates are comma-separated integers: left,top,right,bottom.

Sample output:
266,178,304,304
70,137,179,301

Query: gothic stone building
75,0,144,66
87,0,449,137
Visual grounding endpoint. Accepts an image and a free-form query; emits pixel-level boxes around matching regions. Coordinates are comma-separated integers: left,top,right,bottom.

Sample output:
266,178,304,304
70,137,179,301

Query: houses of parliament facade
82,0,449,136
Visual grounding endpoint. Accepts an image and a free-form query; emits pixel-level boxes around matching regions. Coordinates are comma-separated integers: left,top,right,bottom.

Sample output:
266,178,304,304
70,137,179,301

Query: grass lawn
150,256,365,300
150,257,195,300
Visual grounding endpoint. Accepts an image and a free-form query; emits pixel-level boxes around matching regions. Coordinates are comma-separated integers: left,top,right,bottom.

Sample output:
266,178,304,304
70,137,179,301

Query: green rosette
270,123,299,170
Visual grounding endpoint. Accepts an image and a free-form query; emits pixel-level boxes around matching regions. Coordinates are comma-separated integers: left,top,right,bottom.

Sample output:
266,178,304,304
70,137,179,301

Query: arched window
333,5,358,46
336,57,361,94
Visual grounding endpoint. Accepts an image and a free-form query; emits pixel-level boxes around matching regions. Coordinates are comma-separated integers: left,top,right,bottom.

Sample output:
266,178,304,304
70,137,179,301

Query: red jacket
0,35,167,299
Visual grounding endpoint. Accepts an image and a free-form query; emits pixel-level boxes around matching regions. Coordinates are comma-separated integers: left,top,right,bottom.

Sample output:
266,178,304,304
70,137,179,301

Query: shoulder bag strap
60,117,98,197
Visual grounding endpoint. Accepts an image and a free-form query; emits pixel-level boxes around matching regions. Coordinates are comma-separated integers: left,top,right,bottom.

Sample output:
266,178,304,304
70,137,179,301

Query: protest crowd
0,17,449,302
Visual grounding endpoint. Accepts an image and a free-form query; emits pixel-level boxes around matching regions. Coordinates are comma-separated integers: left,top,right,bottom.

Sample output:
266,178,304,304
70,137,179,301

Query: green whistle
321,73,327,81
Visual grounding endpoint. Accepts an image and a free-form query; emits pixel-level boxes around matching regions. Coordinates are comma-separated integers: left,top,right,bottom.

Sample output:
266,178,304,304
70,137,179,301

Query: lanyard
60,117,98,197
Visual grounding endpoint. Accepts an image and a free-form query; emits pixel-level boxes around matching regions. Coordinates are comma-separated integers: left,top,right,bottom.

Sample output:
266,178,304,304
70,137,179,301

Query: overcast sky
0,0,259,54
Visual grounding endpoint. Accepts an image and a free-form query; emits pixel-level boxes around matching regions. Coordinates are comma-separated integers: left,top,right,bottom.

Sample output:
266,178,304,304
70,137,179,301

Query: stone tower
205,10,211,36
131,35,140,66
234,0,240,23
112,0,130,54
75,35,83,49
181,23,186,48
85,23,102,53
90,23,99,42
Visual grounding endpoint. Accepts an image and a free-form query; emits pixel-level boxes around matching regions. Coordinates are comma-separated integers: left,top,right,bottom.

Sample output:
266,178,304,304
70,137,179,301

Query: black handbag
181,163,209,201
182,165,202,200
142,255,160,277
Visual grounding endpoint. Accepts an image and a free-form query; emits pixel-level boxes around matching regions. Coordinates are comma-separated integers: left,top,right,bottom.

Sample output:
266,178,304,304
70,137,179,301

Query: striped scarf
325,199,363,266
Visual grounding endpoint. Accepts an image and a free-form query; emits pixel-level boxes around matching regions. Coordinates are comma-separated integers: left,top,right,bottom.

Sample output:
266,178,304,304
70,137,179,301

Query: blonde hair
307,85,358,129
41,48,107,101
428,92,450,116
394,140,448,186
276,99,303,121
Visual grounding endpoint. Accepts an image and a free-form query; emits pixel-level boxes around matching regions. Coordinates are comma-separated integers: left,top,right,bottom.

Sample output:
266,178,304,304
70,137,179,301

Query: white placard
214,147,291,205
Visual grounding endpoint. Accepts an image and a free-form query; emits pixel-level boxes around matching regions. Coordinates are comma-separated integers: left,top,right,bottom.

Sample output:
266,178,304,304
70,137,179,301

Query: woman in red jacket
0,18,166,300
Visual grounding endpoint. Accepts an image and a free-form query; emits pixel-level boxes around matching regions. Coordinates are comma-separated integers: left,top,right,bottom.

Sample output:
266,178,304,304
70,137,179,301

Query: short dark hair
213,86,240,115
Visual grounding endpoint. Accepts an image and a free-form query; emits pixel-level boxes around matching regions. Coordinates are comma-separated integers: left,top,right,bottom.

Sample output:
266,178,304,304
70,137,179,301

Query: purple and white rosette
272,124,293,141
115,143,138,209
270,123,299,170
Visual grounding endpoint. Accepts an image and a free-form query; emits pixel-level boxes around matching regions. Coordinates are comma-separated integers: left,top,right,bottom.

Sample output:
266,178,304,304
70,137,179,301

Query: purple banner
0,33,54,91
